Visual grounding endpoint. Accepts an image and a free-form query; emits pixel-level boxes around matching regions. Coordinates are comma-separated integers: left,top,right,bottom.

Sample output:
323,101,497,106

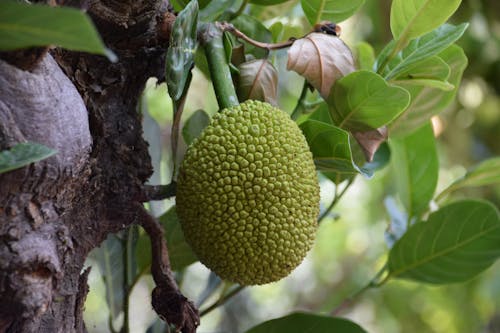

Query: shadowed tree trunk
0,1,198,332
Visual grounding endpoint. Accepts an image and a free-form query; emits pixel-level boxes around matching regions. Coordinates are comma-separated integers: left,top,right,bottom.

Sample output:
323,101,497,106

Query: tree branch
133,203,199,333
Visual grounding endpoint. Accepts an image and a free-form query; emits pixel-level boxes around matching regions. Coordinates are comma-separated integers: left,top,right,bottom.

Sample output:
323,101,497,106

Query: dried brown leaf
287,33,355,99
353,127,388,162
236,59,278,105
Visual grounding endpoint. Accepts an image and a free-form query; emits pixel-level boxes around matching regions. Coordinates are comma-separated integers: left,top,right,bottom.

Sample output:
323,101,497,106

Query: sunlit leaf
166,0,199,101
0,1,114,60
327,70,410,132
0,142,57,174
390,45,467,136
245,312,367,333
236,59,278,105
301,0,365,25
390,0,461,41
438,157,500,199
383,23,468,80
388,200,500,284
389,123,438,218
287,33,355,99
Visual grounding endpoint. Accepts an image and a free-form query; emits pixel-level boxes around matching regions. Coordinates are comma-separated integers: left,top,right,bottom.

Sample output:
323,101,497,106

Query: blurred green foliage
83,1,500,332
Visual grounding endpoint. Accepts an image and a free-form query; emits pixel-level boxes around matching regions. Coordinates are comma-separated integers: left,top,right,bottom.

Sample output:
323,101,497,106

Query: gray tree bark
0,1,197,332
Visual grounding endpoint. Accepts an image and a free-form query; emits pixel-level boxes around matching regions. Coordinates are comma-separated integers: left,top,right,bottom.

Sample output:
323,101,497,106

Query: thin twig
331,263,389,316
216,22,295,50
317,179,354,224
199,285,246,317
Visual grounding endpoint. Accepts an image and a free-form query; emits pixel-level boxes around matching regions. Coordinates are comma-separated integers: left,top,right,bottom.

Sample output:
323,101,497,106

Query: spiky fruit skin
176,100,320,285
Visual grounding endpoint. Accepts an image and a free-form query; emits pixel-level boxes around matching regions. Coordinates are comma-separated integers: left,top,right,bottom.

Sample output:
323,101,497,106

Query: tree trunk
0,1,197,332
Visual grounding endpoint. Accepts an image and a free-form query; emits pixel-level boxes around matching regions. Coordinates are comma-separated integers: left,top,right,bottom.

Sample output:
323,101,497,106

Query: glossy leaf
136,207,197,272
327,70,410,132
388,200,500,284
301,0,365,25
245,312,367,333
390,0,461,41
0,1,113,59
300,120,363,184
287,33,355,99
236,59,278,105
439,157,500,199
182,110,210,146
390,45,467,136
166,0,199,101
0,142,57,174
389,123,438,218
384,23,468,80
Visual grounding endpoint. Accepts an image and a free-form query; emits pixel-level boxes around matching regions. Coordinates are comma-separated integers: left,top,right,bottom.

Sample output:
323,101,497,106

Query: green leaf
438,157,500,200
94,235,125,322
166,0,199,101
136,207,198,272
389,123,438,218
355,41,375,71
0,142,57,174
231,14,272,59
391,56,452,89
301,0,365,25
199,0,236,22
327,70,410,132
384,23,468,80
388,200,500,284
390,0,461,41
300,120,362,184
182,109,210,146
390,45,467,136
245,312,367,333
0,1,113,60
250,0,291,5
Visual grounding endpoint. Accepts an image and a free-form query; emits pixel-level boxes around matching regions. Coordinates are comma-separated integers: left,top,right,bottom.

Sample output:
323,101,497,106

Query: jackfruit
176,100,320,285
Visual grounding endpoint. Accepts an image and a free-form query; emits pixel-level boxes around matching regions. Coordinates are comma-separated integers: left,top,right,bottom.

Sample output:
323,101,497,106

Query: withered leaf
236,59,278,105
287,32,355,99
353,127,388,162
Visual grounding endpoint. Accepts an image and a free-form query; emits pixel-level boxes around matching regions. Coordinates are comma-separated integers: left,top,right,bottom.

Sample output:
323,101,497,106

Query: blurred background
83,0,500,332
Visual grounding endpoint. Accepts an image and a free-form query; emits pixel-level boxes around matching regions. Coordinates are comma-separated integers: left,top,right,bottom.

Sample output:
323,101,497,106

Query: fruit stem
199,23,240,110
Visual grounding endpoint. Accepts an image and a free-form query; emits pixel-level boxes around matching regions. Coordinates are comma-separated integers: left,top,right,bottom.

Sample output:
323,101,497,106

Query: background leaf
0,1,113,60
182,109,210,146
389,123,438,219
327,70,410,131
231,14,272,58
166,0,199,101
389,45,467,136
383,23,468,80
390,0,461,41
388,200,500,284
245,312,367,333
236,59,278,105
136,207,198,272
301,0,365,25
287,33,355,99
0,142,57,174
355,41,375,71
438,157,500,200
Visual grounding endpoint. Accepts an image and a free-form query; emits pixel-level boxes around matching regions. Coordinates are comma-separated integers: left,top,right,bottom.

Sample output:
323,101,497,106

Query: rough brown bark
0,1,198,332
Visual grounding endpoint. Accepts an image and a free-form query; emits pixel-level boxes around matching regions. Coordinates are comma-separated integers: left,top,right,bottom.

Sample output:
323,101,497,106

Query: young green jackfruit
176,100,320,285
